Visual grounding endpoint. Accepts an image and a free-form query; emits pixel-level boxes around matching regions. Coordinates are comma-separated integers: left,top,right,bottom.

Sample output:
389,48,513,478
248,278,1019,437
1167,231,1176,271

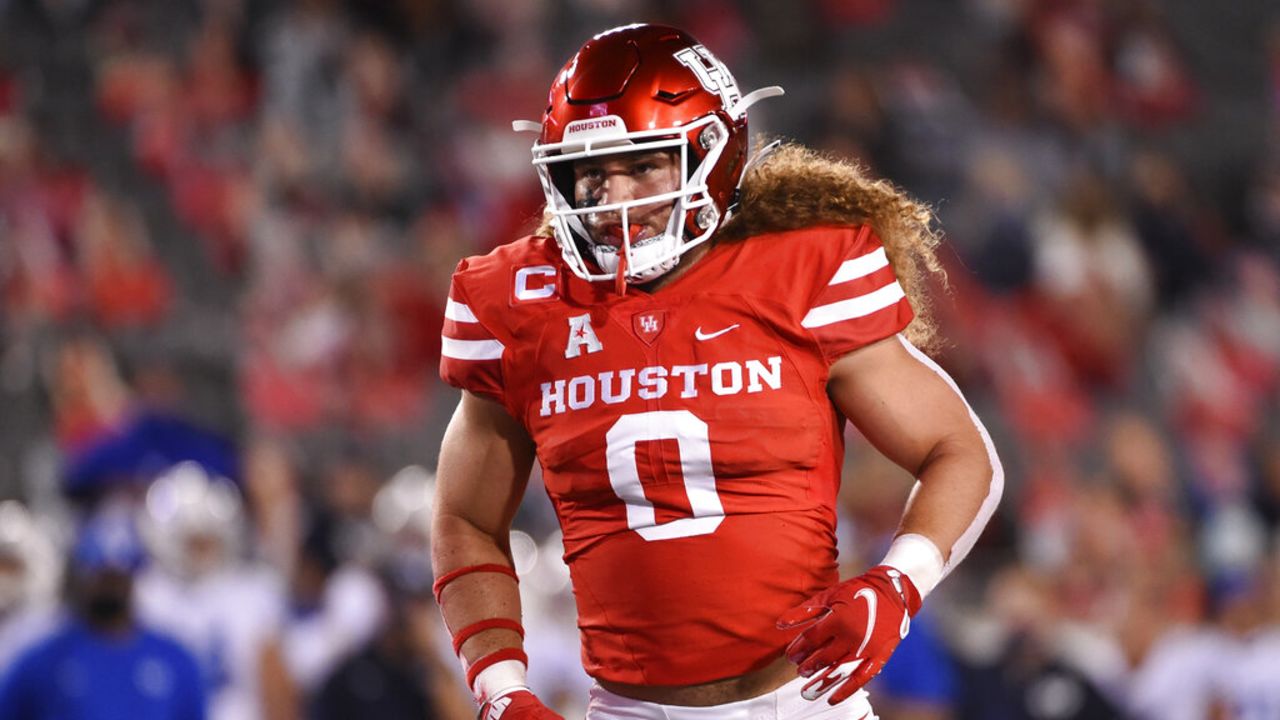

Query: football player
134,462,298,720
0,504,207,720
432,24,1003,720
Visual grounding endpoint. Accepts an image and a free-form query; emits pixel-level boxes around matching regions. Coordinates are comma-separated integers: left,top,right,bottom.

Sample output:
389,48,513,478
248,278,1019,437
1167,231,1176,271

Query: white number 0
604,411,725,541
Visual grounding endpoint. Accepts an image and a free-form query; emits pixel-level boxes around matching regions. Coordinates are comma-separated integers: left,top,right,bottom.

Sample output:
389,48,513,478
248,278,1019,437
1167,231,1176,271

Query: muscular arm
430,390,537,682
827,334,1002,586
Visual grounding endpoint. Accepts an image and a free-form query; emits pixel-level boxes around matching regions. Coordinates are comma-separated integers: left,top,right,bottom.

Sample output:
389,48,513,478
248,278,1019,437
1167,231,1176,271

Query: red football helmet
515,24,782,284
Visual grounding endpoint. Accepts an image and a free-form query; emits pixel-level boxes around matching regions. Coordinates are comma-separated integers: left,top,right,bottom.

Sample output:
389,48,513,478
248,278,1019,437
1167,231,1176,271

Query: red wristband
451,618,525,656
432,563,518,604
466,647,528,690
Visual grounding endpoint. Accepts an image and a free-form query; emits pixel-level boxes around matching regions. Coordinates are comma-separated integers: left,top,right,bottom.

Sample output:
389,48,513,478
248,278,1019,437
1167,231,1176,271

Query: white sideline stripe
829,247,889,285
445,298,478,323
801,282,905,328
441,337,504,360
896,334,1004,582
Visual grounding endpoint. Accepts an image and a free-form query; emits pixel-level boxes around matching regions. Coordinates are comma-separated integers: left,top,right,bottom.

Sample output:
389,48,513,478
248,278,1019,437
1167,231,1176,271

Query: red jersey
440,224,913,686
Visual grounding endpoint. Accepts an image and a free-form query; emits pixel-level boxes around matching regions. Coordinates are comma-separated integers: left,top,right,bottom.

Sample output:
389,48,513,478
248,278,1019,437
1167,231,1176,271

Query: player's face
182,532,225,577
573,150,680,248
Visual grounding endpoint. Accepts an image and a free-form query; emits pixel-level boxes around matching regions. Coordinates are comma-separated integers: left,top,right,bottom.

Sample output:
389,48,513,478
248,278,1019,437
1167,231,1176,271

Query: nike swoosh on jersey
694,324,740,341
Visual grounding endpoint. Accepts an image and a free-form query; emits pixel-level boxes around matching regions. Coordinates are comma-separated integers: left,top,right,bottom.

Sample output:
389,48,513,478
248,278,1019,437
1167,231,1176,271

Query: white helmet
141,461,244,579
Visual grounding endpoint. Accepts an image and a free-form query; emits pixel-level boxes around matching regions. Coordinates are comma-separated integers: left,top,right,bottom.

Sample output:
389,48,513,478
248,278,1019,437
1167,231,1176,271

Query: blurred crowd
1,0,1279,718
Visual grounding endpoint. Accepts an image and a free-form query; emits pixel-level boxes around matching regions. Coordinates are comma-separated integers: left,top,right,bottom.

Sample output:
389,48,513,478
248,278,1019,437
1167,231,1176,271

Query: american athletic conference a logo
566,313,603,358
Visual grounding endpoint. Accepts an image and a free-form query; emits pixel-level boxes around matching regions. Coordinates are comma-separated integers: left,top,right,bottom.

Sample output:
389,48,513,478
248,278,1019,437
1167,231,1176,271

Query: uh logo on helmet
515,23,783,285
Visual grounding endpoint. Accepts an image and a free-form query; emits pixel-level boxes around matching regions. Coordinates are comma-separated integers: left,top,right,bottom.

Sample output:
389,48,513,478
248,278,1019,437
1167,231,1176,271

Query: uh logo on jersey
633,310,664,345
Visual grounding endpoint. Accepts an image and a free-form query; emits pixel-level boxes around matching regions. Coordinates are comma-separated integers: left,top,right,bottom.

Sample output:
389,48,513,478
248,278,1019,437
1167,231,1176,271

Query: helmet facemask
517,23,783,287
533,113,730,285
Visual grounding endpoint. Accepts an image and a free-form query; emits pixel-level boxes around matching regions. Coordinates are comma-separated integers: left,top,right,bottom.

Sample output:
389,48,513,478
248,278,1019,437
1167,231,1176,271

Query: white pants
585,675,877,720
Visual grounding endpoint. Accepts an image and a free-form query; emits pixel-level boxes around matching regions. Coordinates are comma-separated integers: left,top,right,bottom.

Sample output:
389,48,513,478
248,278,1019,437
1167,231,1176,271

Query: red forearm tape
451,618,525,656
432,563,519,604
465,647,528,690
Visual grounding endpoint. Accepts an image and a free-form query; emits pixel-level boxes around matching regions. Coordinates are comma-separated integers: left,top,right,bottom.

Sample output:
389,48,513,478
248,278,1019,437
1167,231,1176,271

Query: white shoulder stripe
445,298,478,323
828,247,889,285
802,281,905,328
441,336,504,360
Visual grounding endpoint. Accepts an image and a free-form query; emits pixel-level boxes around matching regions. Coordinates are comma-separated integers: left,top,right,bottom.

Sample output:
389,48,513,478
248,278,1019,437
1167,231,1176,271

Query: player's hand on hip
776,565,922,705
478,687,565,720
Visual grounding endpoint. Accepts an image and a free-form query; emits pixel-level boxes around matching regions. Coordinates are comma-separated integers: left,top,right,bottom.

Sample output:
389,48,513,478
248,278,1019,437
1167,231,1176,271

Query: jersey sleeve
800,225,915,362
439,259,506,404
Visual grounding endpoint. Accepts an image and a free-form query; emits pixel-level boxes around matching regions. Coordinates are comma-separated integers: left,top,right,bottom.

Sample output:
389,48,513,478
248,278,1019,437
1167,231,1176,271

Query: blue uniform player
0,505,207,720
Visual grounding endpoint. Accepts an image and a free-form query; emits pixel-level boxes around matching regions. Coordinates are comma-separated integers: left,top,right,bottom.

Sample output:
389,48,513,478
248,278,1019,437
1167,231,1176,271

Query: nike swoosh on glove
479,688,564,720
776,565,923,705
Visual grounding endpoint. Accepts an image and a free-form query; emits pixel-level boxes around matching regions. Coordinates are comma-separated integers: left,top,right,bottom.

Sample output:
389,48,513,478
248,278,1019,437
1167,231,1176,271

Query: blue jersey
0,618,206,720
871,609,957,705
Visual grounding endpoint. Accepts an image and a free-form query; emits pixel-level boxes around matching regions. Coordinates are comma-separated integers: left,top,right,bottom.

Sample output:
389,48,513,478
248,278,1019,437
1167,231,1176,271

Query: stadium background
1,0,1279,717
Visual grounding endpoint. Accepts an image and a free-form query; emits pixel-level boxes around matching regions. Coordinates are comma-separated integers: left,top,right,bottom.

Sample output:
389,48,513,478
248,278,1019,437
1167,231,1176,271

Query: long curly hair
533,142,947,350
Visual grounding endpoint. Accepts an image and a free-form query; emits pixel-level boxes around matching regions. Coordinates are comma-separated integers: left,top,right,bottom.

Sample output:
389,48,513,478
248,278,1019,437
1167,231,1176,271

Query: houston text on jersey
539,356,783,417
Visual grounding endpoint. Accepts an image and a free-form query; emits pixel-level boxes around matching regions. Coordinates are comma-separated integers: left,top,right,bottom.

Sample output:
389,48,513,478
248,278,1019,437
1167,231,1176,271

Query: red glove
478,688,564,720
776,565,923,705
